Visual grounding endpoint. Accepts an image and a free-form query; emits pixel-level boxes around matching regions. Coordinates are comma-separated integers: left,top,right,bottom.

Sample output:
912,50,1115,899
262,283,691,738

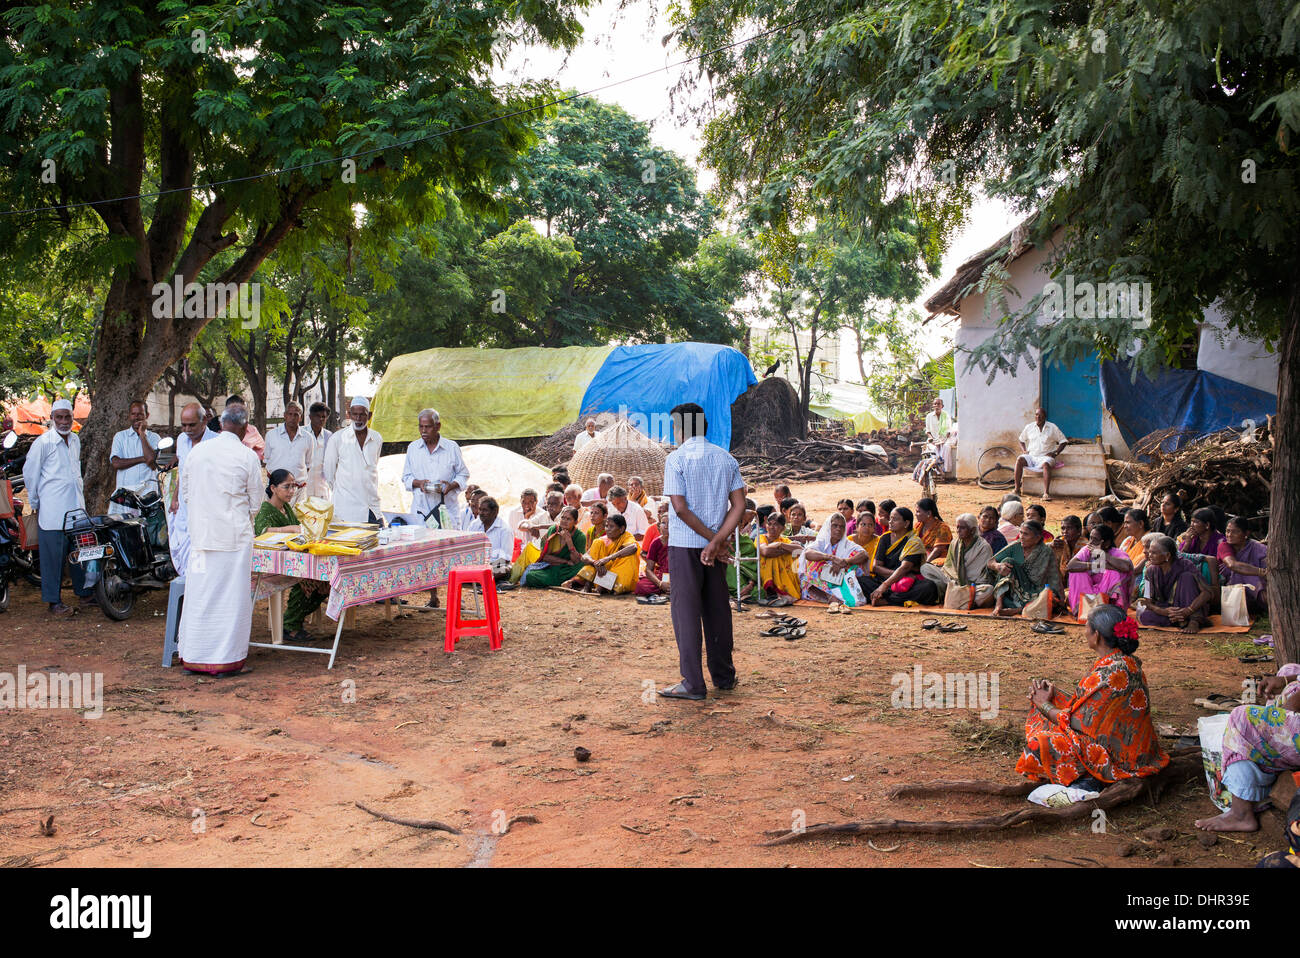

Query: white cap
51,399,73,413
349,396,370,410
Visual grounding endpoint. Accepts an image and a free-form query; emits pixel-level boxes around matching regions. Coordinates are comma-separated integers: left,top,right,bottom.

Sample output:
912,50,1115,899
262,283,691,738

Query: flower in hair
1113,617,1139,641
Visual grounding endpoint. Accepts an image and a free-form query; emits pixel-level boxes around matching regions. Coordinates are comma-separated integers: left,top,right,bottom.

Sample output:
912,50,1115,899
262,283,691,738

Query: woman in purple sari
1065,523,1134,615
1178,507,1224,560
1139,535,1212,633
1217,515,1268,612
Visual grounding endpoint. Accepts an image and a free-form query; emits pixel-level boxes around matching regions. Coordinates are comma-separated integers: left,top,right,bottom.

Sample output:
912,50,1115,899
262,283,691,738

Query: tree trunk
1270,280,1299,666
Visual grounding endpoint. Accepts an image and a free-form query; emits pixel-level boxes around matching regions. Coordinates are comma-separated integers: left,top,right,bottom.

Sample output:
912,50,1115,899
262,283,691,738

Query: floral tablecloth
251,530,489,619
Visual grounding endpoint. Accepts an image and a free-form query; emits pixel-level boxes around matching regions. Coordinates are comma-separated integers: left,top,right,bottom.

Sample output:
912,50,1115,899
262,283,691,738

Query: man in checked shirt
658,403,747,701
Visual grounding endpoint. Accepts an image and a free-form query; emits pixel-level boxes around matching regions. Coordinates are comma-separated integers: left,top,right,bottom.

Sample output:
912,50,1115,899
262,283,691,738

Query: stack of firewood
736,436,907,485
1107,418,1273,520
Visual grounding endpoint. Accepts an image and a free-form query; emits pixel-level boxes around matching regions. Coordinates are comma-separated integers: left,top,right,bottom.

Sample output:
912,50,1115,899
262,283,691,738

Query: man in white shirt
177,403,262,675
468,496,514,580
323,397,383,523
264,401,313,483
1015,407,1069,501
107,400,161,515
166,402,208,577
573,418,598,452
22,399,92,615
924,397,956,476
581,473,614,504
402,408,470,526
606,485,649,541
506,488,544,544
304,401,333,498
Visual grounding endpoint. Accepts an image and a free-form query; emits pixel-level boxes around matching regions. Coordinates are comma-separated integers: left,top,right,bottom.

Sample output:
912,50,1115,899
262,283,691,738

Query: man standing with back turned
658,403,747,701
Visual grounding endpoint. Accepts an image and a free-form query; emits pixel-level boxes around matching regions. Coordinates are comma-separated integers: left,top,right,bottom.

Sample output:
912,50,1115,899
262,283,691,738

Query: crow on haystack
763,359,781,378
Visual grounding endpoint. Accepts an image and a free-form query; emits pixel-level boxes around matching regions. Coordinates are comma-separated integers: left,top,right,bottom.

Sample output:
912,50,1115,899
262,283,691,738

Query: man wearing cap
264,401,313,488
323,397,383,523
167,401,208,576
22,399,93,615
178,403,263,675
107,400,162,515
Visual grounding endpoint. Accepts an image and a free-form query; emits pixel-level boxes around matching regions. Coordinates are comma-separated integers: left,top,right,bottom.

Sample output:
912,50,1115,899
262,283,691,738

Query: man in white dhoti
22,399,93,615
401,407,470,607
322,397,383,523
304,401,333,498
178,403,262,675
1014,406,1068,501
924,397,956,477
107,400,161,515
166,402,208,577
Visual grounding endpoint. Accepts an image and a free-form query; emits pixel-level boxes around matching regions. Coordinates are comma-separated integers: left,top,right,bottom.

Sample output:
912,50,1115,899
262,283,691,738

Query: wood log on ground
761,751,1200,846
355,801,462,834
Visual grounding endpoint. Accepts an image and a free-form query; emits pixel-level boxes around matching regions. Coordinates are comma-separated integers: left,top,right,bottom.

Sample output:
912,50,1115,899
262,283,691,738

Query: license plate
74,545,105,562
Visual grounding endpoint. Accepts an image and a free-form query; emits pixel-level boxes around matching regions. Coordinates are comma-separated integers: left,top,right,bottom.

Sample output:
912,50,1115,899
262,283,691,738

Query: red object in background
3,396,91,435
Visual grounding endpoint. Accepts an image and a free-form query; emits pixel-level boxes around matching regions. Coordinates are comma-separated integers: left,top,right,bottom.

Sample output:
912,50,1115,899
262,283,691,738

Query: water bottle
438,504,452,530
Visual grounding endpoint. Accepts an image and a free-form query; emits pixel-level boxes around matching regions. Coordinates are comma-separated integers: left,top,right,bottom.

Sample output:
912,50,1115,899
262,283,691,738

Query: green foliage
670,0,1300,373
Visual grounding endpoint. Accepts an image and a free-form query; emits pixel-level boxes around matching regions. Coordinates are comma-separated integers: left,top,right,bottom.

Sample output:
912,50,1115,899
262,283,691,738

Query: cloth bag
1198,713,1232,812
1021,586,1055,620
1220,583,1251,627
944,584,975,610
1077,592,1108,623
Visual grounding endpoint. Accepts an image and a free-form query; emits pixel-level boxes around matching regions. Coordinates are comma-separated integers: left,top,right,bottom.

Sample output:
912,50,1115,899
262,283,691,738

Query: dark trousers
668,546,736,695
860,572,939,606
38,527,89,605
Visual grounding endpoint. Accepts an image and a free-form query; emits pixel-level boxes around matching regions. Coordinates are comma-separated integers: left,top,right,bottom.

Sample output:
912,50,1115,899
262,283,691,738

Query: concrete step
1017,442,1108,497
1018,475,1107,497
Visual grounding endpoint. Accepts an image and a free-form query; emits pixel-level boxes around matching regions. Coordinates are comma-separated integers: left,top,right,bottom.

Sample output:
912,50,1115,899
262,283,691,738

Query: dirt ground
0,475,1284,868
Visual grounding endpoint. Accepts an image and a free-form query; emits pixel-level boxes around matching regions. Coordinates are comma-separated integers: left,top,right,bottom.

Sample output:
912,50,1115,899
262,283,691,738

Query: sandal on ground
936,621,968,633
776,616,806,628
636,594,669,605
921,618,940,630
1030,621,1065,634
761,625,792,637
826,602,843,615
754,611,777,619
783,626,807,641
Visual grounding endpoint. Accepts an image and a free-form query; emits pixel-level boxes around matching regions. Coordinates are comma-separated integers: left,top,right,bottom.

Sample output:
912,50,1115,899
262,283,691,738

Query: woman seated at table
1017,605,1169,789
635,510,670,599
1066,523,1135,615
1195,665,1300,833
862,507,938,606
1139,534,1212,633
254,469,327,644
989,520,1063,616
1217,515,1268,613
567,512,639,595
757,511,802,605
520,506,587,588
798,513,868,604
914,497,952,564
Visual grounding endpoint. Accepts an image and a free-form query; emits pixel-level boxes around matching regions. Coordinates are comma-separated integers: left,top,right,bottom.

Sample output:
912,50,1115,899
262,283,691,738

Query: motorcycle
63,436,177,620
910,439,943,502
0,431,40,610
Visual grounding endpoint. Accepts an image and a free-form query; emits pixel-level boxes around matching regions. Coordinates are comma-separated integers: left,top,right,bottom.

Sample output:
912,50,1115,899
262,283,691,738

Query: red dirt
0,477,1282,868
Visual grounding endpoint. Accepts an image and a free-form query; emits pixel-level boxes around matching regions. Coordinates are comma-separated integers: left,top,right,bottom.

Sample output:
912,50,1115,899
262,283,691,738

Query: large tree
0,0,588,506
673,0,1300,661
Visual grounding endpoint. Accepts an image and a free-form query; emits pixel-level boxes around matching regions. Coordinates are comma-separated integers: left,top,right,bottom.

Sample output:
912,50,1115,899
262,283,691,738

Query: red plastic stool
444,566,503,653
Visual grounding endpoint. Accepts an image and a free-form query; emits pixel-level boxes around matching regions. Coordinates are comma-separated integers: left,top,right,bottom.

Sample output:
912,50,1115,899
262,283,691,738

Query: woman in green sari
255,469,327,642
990,520,1063,616
521,506,589,588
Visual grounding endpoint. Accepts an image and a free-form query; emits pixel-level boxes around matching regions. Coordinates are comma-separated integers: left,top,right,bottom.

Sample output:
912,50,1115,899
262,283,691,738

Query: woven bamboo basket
567,419,668,496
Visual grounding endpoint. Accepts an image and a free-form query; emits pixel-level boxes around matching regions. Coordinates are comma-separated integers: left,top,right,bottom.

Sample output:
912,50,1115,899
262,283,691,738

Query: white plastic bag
1198,713,1232,812
1219,583,1250,627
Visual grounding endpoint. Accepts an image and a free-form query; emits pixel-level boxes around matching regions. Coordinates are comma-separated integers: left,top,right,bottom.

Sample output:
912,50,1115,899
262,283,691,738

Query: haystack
567,419,668,496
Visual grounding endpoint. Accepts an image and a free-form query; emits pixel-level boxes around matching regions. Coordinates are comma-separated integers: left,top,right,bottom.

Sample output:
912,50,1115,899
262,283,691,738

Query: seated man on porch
1014,406,1068,501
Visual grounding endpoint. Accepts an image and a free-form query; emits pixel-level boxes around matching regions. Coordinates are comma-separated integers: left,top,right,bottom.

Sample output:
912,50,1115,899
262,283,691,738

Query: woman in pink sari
1065,523,1134,615
1217,515,1268,613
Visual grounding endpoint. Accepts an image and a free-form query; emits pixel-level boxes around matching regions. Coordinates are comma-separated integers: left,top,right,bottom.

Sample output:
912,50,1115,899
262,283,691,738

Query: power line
0,13,820,218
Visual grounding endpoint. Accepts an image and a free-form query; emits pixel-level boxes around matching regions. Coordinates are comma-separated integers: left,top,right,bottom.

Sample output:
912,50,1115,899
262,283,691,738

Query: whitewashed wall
1196,305,1279,395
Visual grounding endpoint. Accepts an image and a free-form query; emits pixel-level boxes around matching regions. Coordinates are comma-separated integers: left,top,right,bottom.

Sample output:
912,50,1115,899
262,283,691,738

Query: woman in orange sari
1017,604,1169,788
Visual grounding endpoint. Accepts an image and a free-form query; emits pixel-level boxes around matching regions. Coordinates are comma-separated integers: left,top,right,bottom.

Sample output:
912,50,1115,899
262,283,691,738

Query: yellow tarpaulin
809,403,888,435
370,345,616,442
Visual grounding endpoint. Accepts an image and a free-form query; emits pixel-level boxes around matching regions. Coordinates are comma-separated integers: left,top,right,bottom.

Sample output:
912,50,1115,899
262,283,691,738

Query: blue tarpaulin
1099,360,1277,451
579,343,758,449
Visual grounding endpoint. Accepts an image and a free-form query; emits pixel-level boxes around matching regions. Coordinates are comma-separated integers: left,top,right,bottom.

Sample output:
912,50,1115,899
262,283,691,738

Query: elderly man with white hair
581,473,614,504
401,407,469,607
177,403,262,675
573,417,598,452
22,399,93,615
323,397,383,523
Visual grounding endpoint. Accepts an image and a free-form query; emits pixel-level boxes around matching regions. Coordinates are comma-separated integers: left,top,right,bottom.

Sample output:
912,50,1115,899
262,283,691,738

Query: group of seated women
746,485,1267,630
